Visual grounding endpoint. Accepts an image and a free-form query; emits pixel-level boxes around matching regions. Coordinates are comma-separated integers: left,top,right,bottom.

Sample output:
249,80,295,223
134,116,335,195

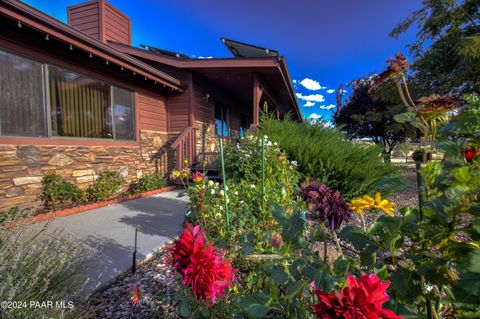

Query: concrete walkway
42,190,188,293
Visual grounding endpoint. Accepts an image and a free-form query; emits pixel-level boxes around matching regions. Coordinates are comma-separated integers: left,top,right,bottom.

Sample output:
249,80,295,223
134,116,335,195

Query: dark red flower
313,273,402,319
300,180,350,231
168,223,234,305
465,147,476,163
373,52,408,88
269,233,283,248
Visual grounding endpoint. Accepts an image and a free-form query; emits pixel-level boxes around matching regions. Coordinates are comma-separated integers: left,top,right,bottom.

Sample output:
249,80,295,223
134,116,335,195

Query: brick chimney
67,0,131,45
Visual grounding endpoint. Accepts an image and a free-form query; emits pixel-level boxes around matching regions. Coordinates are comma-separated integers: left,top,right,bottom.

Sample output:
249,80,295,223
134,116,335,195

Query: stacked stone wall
0,130,176,212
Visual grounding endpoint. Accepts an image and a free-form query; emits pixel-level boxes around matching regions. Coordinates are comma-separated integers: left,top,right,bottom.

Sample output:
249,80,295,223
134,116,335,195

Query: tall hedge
258,115,398,199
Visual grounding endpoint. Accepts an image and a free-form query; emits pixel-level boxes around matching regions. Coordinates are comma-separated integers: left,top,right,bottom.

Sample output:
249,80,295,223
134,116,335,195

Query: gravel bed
80,247,180,319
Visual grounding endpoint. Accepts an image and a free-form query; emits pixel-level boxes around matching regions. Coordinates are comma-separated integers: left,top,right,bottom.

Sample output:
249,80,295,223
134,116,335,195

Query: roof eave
0,0,185,91
277,57,302,121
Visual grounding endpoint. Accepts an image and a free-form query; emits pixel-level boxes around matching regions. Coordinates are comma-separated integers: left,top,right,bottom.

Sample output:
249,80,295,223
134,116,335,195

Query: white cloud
296,93,325,103
326,89,335,94
308,113,323,120
319,104,336,110
292,79,297,84
300,78,326,91
198,56,213,59
303,101,315,107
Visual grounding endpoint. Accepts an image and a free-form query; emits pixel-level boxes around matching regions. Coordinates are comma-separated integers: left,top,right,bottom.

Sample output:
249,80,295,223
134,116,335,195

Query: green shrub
222,134,300,207
0,223,88,319
258,115,398,199
42,173,84,209
0,207,28,224
86,171,123,202
133,173,167,193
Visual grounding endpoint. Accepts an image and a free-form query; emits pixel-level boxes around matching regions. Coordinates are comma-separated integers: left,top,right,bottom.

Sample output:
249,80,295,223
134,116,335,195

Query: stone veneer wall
0,130,176,212
194,121,240,164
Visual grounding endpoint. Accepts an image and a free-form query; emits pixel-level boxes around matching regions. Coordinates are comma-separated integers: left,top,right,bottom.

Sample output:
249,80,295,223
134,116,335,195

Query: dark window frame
0,47,136,141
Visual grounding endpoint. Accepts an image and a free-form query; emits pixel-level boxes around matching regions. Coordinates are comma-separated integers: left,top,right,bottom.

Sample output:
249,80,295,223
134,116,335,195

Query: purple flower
300,179,350,231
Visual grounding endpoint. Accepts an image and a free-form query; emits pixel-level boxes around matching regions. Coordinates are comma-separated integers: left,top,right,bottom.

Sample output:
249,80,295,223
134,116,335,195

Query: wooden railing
171,126,196,170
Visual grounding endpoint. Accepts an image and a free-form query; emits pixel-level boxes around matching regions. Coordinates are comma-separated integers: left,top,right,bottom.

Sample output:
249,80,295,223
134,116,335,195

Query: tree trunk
383,150,392,163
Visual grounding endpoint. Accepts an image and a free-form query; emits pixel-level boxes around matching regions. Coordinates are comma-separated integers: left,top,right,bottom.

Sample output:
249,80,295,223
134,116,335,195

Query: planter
6,186,177,228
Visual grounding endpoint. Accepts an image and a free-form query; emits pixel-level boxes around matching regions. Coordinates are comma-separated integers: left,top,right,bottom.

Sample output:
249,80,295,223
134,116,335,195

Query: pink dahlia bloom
168,223,234,305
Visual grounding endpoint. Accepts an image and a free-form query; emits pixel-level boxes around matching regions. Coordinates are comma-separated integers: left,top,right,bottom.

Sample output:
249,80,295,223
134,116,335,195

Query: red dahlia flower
313,273,402,319
192,172,205,184
168,223,234,305
167,223,206,274
130,282,141,306
465,147,476,163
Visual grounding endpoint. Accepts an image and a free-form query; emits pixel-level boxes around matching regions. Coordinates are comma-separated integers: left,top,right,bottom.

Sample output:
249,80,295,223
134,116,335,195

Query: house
0,0,301,212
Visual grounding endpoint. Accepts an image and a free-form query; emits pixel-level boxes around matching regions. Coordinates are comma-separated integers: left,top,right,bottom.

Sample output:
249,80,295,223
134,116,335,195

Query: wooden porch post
253,76,262,127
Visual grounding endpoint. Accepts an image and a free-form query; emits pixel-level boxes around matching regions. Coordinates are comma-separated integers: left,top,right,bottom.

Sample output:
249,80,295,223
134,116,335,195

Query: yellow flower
349,195,375,215
373,192,395,217
171,170,181,179
349,192,395,217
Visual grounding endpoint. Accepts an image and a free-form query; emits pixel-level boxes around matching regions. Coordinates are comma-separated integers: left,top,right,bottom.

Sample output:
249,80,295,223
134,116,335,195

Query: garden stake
261,137,265,214
219,137,230,230
132,227,137,274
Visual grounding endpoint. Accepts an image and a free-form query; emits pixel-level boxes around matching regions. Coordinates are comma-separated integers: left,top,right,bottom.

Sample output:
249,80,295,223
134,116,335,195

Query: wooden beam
253,76,262,126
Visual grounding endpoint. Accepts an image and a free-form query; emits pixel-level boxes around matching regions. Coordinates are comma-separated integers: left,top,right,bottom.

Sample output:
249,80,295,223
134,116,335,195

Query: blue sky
24,0,421,121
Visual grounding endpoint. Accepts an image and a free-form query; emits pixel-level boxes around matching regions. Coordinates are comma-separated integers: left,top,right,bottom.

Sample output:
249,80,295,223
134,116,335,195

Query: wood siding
103,1,131,45
193,83,214,123
167,90,190,133
67,0,131,45
67,1,101,40
137,92,167,132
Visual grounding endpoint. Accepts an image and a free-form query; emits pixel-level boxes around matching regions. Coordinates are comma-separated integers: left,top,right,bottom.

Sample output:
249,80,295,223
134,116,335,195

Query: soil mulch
79,247,180,319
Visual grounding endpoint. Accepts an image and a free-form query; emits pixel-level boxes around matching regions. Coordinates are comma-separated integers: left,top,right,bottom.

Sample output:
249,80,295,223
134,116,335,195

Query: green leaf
179,299,191,317
339,225,379,250
281,212,306,249
466,249,480,273
270,267,289,285
453,166,471,184
272,204,289,226
240,294,269,319
285,281,306,299
390,267,421,304
394,112,417,123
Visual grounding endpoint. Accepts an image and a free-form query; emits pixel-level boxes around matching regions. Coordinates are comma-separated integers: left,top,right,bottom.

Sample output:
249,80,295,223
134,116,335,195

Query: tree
390,0,480,95
333,77,410,162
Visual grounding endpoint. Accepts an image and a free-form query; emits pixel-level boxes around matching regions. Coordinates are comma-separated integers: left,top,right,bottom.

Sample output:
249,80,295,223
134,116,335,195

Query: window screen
0,49,47,137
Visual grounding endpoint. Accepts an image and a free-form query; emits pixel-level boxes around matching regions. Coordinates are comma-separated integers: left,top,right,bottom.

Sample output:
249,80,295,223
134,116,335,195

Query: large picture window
0,50,47,137
49,66,113,139
0,49,135,141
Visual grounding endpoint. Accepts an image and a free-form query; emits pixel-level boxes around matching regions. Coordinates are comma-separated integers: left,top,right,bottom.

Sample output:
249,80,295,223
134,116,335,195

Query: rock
5,186,24,198
73,169,96,177
153,136,164,147
117,166,128,179
136,170,143,179
16,146,42,167
13,176,43,186
76,176,97,183
48,153,74,166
